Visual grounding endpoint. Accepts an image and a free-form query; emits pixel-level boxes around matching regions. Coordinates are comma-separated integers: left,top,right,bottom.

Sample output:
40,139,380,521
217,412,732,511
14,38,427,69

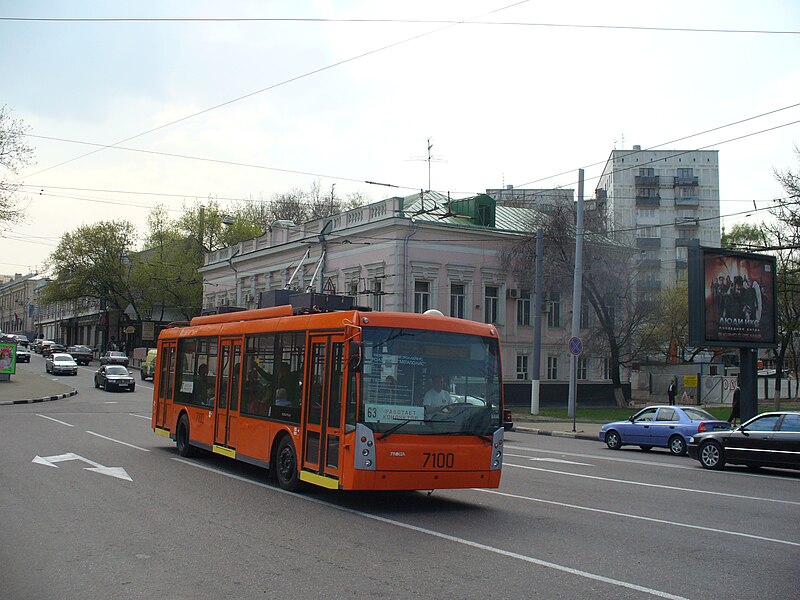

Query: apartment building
595,146,721,302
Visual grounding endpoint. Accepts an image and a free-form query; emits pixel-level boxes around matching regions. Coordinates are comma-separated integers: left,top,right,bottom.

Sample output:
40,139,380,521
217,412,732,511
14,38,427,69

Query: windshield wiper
379,418,431,440
438,431,493,442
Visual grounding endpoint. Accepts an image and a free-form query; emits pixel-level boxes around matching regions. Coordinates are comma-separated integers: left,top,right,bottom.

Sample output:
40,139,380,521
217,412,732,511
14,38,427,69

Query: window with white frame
517,291,531,326
602,357,611,380
547,355,558,380
414,281,431,313
547,292,561,328
580,299,591,330
371,279,383,311
484,286,499,323
516,354,529,380
577,355,587,380
450,283,465,319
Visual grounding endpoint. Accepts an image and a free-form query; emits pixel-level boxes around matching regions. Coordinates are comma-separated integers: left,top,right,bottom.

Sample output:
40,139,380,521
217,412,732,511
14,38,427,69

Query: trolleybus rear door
214,338,243,452
154,342,176,430
302,334,345,484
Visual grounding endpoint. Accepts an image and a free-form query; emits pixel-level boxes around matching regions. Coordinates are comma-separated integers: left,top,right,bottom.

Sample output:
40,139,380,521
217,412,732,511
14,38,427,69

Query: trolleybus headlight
493,460,500,467
362,449,370,456
367,440,373,447
365,459,372,467
496,450,502,458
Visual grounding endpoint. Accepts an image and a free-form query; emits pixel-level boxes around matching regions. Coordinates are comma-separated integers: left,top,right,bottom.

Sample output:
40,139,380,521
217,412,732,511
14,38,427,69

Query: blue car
599,405,731,456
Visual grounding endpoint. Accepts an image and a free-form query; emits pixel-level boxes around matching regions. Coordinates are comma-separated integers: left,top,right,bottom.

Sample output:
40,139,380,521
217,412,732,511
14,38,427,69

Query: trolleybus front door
154,342,176,430
302,334,345,483
214,338,242,451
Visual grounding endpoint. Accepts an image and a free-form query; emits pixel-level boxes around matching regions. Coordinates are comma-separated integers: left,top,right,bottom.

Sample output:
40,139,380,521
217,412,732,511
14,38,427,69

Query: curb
515,425,598,442
0,388,79,406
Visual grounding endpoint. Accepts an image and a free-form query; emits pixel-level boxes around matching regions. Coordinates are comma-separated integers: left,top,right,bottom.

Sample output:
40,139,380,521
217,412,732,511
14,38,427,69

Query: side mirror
348,340,362,372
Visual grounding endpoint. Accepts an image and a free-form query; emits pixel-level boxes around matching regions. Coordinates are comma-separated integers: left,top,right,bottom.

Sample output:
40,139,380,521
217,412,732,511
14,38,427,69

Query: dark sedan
67,345,93,365
94,365,136,392
688,411,800,471
100,351,129,367
42,343,66,357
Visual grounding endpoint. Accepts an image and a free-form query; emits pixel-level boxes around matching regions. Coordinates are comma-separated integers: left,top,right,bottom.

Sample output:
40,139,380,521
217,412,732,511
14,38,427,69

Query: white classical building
595,146,721,301
201,192,624,404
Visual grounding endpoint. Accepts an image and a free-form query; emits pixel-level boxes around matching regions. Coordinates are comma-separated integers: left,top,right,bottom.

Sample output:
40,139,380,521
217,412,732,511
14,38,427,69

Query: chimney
632,145,641,151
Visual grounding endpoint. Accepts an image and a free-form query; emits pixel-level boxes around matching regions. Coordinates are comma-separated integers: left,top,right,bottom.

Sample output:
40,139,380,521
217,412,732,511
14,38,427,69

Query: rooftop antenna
406,137,443,191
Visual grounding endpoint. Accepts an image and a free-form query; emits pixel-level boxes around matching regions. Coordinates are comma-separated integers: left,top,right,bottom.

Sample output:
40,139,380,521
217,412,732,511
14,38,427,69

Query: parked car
100,351,129,367
37,340,55,354
45,352,78,375
503,409,514,431
95,365,135,392
67,345,93,365
141,348,157,380
599,405,731,456
43,343,66,357
16,345,31,363
31,338,45,353
688,411,800,471
14,334,29,348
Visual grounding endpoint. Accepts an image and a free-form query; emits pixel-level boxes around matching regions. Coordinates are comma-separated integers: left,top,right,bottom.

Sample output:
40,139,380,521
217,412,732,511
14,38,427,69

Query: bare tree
0,105,35,228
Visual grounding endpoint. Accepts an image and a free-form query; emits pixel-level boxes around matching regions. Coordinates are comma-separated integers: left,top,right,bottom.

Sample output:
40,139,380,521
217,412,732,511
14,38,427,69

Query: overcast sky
1,0,799,275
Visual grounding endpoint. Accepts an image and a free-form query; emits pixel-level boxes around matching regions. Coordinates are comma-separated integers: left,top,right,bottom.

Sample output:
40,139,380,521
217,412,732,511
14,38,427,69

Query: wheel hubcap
701,444,718,465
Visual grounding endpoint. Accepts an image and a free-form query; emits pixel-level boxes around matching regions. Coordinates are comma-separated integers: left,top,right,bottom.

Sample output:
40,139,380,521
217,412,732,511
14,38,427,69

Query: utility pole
568,169,585,424
531,228,544,415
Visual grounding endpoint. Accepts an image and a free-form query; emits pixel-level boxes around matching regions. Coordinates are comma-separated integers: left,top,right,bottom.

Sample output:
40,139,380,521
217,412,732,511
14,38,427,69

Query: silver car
46,352,78,375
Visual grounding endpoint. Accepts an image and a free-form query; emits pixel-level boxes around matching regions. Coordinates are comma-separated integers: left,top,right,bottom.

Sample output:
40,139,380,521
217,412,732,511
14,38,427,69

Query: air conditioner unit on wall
507,288,520,299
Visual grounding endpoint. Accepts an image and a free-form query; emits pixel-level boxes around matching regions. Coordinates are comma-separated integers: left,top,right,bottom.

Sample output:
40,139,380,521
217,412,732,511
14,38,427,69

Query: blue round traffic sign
568,336,583,356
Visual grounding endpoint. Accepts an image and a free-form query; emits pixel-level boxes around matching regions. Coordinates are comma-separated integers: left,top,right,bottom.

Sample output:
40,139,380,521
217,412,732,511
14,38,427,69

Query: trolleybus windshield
359,327,502,436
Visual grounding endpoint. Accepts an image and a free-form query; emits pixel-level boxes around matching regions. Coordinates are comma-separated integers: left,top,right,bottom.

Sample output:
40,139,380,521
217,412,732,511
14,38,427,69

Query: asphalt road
1,354,798,599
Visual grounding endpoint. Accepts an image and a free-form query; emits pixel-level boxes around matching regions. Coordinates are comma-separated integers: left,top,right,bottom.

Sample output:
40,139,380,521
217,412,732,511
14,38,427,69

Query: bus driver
423,374,452,413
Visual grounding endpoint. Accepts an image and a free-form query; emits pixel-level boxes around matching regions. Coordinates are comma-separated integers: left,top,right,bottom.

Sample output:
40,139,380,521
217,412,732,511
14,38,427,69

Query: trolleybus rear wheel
176,415,196,458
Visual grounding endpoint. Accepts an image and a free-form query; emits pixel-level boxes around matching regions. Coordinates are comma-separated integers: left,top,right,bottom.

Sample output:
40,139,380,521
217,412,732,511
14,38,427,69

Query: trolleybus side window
241,332,305,423
175,337,218,407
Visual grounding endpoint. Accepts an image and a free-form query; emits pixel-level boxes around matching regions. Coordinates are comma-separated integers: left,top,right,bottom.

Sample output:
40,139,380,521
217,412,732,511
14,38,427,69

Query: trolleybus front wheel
276,436,301,492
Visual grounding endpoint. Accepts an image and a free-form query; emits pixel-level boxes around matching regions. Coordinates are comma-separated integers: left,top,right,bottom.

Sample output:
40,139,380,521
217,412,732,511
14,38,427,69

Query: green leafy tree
0,105,35,227
42,221,139,315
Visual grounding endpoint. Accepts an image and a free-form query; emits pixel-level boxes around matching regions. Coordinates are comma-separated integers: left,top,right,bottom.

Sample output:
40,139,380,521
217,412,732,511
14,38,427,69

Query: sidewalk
0,371,78,405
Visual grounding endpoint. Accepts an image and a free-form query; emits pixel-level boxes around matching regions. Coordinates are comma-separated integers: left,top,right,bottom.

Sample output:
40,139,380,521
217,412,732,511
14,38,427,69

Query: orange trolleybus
152,296,505,491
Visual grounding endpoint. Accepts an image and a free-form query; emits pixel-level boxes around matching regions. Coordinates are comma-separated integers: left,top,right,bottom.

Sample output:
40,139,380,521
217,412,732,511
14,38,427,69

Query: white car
16,345,31,363
45,352,78,375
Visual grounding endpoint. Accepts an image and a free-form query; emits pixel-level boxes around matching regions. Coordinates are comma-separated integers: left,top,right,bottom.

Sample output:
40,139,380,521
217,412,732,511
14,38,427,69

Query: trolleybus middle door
302,334,345,481
214,338,242,451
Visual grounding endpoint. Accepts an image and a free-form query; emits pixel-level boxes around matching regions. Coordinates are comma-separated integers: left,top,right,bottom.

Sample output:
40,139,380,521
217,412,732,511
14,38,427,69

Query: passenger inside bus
244,364,270,415
193,363,213,406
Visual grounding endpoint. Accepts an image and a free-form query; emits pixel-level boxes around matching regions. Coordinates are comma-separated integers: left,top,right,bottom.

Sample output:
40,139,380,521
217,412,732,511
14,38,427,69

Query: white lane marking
524,457,593,466
506,446,699,470
129,413,151,420
36,414,74,427
104,402,118,404
505,462,800,506
506,446,800,481
174,458,689,600
85,430,150,452
475,488,799,547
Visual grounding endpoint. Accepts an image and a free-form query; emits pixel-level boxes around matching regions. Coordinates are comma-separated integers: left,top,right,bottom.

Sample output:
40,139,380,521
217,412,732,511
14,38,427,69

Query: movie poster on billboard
703,251,775,345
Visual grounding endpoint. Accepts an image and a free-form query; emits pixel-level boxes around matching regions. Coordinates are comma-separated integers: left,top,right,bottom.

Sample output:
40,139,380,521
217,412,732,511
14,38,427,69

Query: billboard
0,342,17,375
688,246,777,348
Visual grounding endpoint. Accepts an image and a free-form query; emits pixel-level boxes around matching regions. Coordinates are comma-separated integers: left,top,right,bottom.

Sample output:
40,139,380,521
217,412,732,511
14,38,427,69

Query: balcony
636,237,661,249
635,175,659,186
637,279,662,290
676,237,699,247
675,217,699,229
638,258,662,270
674,176,699,186
675,196,699,207
635,195,661,207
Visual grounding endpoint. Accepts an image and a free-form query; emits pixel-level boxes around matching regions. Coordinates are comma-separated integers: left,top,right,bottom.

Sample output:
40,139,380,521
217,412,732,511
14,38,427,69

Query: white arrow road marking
32,452,132,481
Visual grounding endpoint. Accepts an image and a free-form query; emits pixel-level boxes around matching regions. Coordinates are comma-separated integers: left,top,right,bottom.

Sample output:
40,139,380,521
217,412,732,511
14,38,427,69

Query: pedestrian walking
728,383,741,427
